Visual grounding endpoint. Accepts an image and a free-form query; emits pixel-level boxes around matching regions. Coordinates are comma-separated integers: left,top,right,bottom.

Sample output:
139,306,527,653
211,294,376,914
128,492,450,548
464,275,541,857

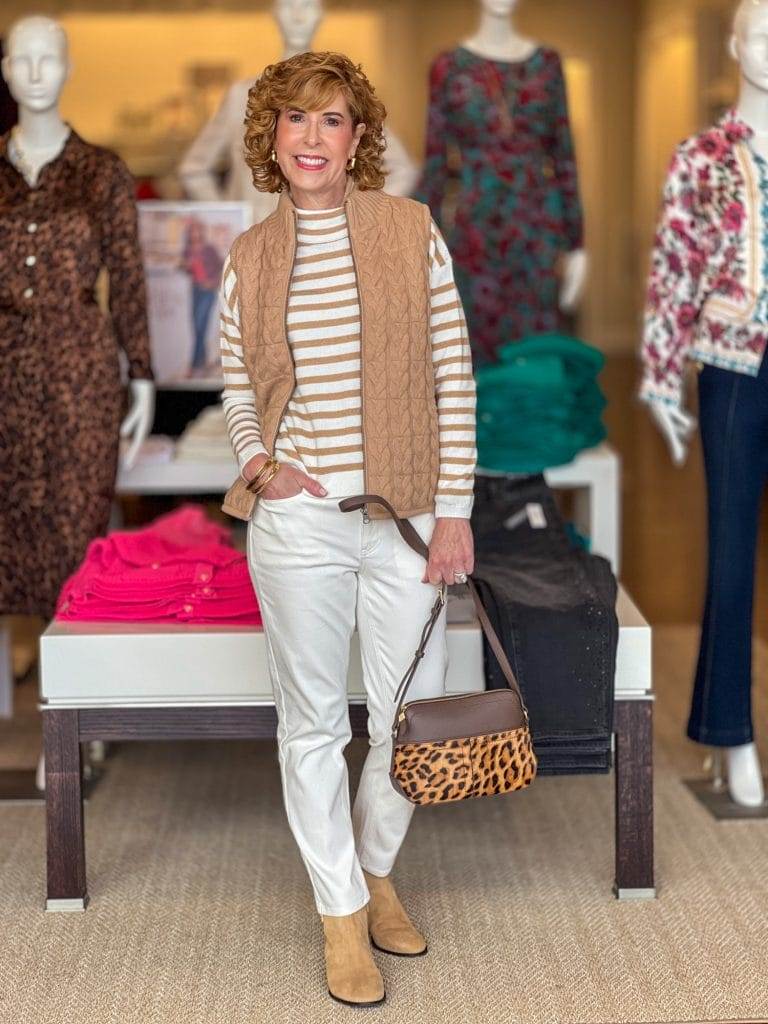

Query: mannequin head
478,0,521,16
1,15,70,114
731,0,768,90
273,0,323,55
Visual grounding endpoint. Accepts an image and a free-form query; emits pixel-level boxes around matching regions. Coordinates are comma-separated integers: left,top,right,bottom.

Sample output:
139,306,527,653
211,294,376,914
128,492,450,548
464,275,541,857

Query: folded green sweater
475,334,607,472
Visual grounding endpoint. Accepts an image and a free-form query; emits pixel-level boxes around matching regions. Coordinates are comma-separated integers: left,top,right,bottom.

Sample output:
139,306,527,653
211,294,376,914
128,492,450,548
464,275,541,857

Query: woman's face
273,89,365,204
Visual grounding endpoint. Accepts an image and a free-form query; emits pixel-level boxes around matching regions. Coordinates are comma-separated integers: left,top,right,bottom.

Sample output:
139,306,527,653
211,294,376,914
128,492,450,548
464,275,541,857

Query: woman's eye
289,113,303,123
325,117,341,127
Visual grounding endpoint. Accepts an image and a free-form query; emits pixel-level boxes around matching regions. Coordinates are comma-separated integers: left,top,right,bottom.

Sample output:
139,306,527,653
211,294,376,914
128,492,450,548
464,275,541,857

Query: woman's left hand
422,517,475,586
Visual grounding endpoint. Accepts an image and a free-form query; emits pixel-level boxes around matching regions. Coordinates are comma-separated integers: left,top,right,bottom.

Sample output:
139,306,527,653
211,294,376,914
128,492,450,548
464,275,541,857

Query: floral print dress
414,46,583,366
0,128,153,617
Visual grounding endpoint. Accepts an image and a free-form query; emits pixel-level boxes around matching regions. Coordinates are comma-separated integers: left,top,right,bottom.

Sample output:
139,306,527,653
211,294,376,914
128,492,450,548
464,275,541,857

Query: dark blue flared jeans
687,357,768,746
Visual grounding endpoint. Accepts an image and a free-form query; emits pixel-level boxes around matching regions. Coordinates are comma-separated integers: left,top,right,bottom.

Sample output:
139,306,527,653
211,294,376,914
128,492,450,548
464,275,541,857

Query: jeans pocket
258,489,305,509
392,511,436,578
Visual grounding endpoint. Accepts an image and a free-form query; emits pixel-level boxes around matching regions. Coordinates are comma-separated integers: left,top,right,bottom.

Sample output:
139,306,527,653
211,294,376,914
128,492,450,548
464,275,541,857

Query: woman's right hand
243,454,327,500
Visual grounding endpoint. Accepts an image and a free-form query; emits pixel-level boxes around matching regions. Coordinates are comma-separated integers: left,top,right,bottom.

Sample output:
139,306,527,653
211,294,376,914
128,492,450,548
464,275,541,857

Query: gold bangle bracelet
253,461,281,495
245,457,278,494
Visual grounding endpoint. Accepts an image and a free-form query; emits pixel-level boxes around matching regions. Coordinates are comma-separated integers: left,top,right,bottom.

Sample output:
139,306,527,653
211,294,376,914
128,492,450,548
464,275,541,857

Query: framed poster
137,201,251,388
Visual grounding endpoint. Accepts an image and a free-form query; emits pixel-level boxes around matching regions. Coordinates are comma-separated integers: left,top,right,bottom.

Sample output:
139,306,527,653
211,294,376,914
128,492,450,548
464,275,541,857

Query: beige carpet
1,626,768,1024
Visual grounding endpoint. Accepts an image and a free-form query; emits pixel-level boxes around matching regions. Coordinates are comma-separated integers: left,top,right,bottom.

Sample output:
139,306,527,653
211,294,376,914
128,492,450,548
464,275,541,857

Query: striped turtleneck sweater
220,206,476,518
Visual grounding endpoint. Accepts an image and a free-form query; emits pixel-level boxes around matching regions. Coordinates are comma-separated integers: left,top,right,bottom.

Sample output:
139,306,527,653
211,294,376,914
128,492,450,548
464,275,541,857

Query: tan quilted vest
221,183,440,522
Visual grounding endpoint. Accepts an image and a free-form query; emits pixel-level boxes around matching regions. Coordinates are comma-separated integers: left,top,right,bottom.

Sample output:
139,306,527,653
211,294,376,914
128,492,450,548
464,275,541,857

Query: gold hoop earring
270,150,277,163
346,155,356,171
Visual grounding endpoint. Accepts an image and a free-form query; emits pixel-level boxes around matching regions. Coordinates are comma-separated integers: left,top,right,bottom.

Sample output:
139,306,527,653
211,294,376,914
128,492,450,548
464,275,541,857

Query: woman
219,51,476,1007
180,217,222,376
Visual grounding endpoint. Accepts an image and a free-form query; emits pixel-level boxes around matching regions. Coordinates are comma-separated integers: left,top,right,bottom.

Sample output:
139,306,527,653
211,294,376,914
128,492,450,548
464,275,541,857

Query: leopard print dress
0,128,153,617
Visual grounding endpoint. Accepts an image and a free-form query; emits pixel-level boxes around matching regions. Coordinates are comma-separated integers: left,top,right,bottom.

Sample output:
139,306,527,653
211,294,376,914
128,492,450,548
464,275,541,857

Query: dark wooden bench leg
43,710,89,912
614,698,655,899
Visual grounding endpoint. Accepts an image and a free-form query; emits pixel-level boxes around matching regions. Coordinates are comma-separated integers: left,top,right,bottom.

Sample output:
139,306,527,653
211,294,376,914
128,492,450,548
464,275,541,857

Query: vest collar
277,175,359,219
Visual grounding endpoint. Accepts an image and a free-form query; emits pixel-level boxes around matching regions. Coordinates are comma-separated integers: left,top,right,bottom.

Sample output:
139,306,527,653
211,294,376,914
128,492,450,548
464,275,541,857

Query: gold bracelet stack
245,457,281,495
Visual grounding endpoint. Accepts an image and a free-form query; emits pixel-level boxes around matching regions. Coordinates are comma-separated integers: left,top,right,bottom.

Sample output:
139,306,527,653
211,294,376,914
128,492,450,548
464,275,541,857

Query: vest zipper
345,204,369,521
273,210,298,456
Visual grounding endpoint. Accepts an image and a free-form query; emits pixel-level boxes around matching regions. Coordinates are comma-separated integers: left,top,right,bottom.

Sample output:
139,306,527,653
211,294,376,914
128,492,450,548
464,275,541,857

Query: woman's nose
303,120,319,147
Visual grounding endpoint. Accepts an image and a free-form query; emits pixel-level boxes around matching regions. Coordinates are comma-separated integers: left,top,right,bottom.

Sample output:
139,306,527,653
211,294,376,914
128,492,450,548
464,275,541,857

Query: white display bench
39,586,653,912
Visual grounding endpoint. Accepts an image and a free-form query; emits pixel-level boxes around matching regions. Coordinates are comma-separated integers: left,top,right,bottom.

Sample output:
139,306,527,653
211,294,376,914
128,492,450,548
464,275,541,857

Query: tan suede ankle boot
321,906,385,1006
363,869,428,957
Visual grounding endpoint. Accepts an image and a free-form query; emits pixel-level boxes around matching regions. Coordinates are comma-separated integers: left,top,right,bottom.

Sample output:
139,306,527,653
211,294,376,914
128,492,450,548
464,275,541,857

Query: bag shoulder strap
338,494,528,731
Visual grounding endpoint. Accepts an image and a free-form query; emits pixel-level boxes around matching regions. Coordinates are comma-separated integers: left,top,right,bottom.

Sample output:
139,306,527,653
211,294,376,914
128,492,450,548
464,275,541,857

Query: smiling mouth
294,154,328,171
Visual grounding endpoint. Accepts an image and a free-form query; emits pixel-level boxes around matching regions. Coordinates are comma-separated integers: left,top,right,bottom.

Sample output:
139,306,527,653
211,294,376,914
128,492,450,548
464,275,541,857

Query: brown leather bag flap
396,690,525,746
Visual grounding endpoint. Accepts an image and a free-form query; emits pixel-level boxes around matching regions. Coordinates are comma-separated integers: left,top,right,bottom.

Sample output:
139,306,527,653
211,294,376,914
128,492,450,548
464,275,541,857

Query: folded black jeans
470,474,619,774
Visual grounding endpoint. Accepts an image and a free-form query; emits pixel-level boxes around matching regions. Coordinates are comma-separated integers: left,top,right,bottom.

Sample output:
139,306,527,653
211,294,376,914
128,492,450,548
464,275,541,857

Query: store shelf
116,456,237,495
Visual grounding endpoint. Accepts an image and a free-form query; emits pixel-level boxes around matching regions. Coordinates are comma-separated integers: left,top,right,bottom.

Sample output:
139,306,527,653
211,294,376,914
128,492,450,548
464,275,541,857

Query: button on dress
0,128,153,616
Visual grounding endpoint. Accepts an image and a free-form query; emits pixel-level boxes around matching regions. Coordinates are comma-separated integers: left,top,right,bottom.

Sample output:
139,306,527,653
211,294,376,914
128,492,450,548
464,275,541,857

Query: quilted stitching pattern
226,188,439,520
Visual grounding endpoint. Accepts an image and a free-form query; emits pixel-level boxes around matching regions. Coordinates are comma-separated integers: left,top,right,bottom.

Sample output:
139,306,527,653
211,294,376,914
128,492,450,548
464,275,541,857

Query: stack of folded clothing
175,406,235,463
475,333,607,472
119,434,176,466
470,474,618,775
55,505,261,625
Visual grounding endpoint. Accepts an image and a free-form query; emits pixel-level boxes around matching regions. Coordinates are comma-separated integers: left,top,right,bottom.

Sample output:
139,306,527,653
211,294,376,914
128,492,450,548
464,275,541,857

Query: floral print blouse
641,109,768,408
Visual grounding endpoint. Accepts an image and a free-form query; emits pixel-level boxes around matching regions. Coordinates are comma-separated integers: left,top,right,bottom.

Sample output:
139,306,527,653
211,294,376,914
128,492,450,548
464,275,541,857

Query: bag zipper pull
362,503,370,524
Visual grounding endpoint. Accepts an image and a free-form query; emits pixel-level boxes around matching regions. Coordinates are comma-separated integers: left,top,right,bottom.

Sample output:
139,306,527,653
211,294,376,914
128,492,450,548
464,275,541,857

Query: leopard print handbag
339,494,537,806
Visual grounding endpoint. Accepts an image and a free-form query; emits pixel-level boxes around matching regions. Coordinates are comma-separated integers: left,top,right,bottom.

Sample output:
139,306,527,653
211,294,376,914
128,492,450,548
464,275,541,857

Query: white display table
39,586,653,912
0,443,622,720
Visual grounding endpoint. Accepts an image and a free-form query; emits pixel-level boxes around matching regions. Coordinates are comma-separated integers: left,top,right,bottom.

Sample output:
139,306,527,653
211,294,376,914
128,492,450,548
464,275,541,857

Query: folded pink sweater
55,505,262,626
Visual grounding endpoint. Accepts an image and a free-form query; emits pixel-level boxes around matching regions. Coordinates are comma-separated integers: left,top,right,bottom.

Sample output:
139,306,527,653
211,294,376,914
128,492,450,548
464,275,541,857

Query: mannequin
415,0,588,365
463,0,588,311
179,0,418,222
641,0,768,808
1,18,153,467
0,15,154,619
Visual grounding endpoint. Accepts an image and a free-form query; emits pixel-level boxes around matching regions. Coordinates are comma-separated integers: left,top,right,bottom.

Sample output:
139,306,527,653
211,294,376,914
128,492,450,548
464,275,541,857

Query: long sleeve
101,156,154,380
381,127,419,198
546,53,583,251
640,146,706,409
413,53,453,227
178,85,236,201
429,220,477,518
219,256,268,477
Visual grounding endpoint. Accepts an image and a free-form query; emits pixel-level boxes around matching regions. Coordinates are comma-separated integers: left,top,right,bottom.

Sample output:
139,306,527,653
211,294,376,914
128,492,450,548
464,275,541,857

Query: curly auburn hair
243,50,387,193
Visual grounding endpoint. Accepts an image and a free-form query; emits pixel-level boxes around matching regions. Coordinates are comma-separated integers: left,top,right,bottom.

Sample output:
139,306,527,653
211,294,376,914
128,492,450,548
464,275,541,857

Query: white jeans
247,487,448,916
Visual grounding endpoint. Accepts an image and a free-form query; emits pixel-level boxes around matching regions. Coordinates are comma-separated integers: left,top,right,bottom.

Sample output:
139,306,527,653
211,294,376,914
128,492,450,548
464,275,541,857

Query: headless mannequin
1,17,154,470
179,0,417,221
649,0,768,808
462,0,588,312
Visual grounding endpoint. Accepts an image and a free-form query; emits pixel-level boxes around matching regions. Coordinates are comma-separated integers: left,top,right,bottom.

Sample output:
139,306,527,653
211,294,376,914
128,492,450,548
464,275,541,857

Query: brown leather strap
338,494,528,732
338,494,429,560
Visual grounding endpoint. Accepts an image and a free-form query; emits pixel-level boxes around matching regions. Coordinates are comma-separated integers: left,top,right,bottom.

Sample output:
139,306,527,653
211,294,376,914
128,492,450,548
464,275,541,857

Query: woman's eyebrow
285,108,345,117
